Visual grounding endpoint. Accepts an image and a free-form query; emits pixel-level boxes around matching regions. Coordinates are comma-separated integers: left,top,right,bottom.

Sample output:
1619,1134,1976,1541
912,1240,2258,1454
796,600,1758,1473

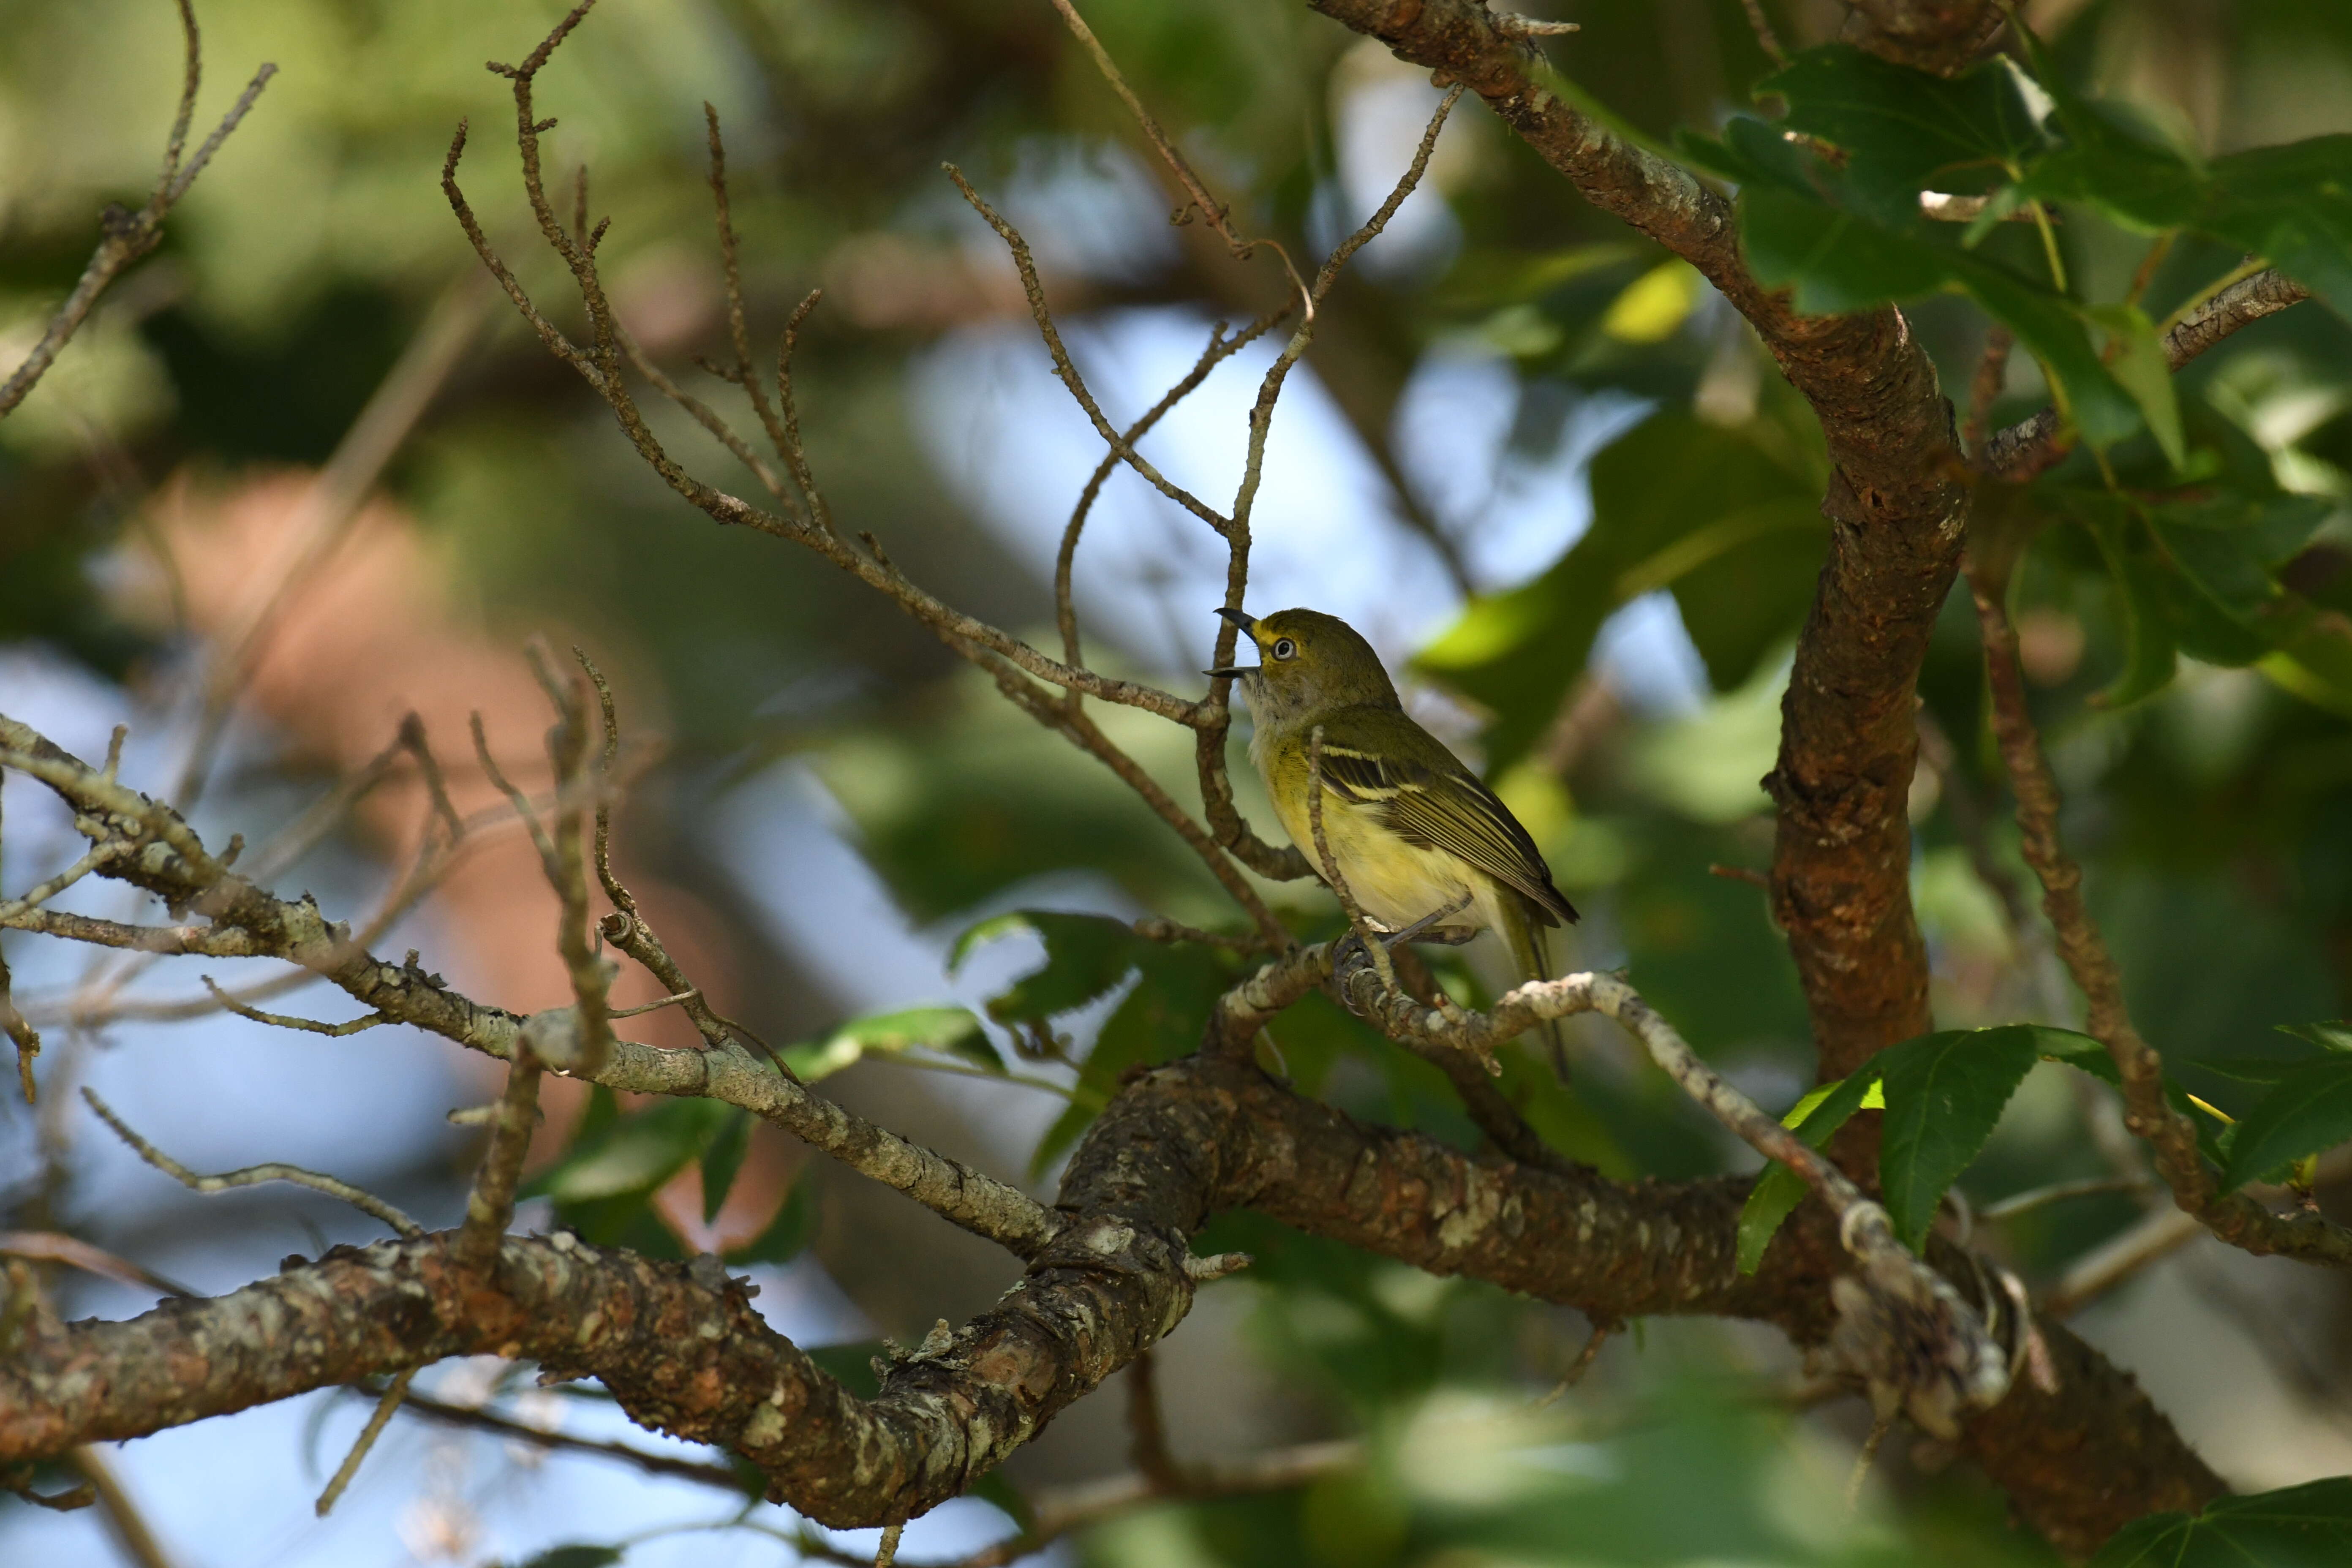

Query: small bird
1209,606,1579,1070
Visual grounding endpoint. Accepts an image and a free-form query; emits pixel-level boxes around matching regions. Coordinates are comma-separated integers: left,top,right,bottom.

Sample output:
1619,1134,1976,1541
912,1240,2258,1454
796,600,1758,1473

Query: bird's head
1206,606,1399,728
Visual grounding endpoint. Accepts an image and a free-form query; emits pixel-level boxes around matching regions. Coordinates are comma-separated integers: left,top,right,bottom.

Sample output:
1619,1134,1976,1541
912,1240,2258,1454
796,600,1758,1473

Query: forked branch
0,0,276,420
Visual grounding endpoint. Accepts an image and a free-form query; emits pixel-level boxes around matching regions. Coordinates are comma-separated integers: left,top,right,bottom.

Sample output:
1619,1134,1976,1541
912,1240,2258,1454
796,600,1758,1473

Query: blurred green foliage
10,0,2352,1561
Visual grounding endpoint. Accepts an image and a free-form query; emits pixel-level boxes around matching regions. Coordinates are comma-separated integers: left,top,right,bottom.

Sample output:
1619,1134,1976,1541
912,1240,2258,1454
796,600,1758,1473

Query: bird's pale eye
1271,637,1297,660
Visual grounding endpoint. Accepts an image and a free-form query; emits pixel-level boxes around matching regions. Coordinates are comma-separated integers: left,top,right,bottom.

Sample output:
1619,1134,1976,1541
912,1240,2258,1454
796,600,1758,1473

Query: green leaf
1736,1071,1883,1276
1027,941,1234,1178
724,1179,814,1265
2200,138,2352,319
700,1108,751,1225
2281,1021,2352,1053
2103,555,2181,708
953,911,1142,1024
2088,1477,2352,1567
1761,45,2059,220
1739,1023,2107,1270
2088,303,2185,468
2221,1057,2352,1190
2191,1055,2330,1086
781,1004,995,1082
1418,410,1823,768
514,1548,625,1568
1876,1025,2045,1249
1735,182,2147,447
802,1340,886,1400
535,1099,730,1206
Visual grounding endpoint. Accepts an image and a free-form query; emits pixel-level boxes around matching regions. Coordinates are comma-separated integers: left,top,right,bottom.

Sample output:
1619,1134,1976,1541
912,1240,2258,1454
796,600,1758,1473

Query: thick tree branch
1308,0,1964,1076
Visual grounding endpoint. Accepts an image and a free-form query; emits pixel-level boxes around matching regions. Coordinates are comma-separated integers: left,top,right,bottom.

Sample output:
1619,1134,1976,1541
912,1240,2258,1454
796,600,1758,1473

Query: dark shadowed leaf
2282,1021,2352,1052
724,1178,815,1266
700,1107,752,1225
2221,1058,2352,1190
953,910,1143,1024
2088,1477,2352,1566
1760,46,2060,220
514,1547,625,1568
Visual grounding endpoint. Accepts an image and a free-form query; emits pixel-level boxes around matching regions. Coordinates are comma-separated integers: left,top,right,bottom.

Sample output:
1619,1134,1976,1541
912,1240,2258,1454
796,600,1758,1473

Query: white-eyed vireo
1211,607,1579,1069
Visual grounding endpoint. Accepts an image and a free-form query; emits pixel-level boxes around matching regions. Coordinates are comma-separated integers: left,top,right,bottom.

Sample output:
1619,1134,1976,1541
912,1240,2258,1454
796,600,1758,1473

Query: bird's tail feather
1507,904,1569,1083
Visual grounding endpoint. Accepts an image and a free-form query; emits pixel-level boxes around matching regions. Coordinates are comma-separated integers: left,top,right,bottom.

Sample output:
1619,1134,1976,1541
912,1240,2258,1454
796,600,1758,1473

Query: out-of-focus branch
0,0,275,420
1045,0,1312,313
82,1088,423,1238
438,19,1206,732
0,1231,194,1300
166,277,488,810
1980,268,2312,477
0,712,1060,1260
1969,577,2352,1266
1195,85,1465,888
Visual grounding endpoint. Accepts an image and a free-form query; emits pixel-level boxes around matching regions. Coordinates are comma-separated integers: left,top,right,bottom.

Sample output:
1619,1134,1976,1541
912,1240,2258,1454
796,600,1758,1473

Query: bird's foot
1331,931,1380,1018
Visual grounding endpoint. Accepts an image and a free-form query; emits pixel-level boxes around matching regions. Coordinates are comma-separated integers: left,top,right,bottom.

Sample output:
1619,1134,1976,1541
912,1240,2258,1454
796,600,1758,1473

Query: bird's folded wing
1315,743,1575,926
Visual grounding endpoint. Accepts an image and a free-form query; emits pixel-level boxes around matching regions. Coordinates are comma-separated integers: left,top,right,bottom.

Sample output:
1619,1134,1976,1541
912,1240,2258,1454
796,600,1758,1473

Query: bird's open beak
1206,606,1257,679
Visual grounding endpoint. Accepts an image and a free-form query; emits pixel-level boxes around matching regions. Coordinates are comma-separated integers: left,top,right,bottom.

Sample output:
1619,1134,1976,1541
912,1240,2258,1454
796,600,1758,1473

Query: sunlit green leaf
1419,410,1822,768
782,1005,995,1082
2088,303,2185,468
1736,1071,1881,1276
1877,1026,2044,1249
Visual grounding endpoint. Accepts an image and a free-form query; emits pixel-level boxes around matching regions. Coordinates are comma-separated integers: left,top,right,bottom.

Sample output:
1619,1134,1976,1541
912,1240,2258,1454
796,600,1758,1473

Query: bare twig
314,1367,414,1516
1737,0,1786,64
1054,308,1289,681
1980,268,2311,477
82,1088,423,1238
0,977,30,1104
1124,1351,1187,1493
1963,326,2012,457
0,0,275,419
573,648,789,1073
1045,0,1312,315
1970,575,2352,1266
69,1446,178,1568
1980,1176,2154,1223
1315,951,2012,1435
165,276,487,810
2043,1206,2204,1318
946,166,1235,538
0,1231,194,1300
455,1043,544,1270
201,977,388,1036
1534,1318,1614,1407
355,1380,746,1488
